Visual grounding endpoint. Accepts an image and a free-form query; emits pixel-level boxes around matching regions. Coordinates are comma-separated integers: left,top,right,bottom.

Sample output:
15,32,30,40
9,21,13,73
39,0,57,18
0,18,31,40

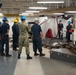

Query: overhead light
52,13,64,15
22,12,33,14
29,7,47,9
25,11,40,13
65,11,76,13
0,13,3,16
37,0,64,4
19,12,33,16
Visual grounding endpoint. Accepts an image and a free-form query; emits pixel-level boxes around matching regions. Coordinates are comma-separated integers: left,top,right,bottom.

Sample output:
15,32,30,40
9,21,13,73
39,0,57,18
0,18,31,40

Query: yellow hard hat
13,19,18,23
16,17,19,21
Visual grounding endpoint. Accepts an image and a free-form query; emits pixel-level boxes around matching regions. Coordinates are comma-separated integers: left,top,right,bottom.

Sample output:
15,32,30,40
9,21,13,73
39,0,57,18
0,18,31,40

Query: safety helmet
2,17,8,21
59,20,62,22
13,19,18,23
68,21,70,24
34,18,39,22
16,17,19,21
21,16,26,20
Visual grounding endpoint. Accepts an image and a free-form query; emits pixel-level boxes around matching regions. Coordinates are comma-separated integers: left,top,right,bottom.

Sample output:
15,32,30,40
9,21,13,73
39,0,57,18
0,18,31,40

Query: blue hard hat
2,17,8,21
21,16,26,20
68,21,70,24
59,20,62,22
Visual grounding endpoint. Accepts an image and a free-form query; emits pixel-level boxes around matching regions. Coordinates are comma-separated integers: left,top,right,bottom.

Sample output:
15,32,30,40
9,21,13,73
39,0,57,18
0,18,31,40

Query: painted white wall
39,16,72,38
39,17,57,37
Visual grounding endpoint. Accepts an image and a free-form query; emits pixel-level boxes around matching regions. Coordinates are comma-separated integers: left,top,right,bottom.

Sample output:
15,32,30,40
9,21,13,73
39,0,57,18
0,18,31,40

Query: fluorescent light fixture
29,7,47,9
22,12,33,14
25,11,40,13
0,13,3,16
37,1,64,4
65,11,76,13
19,13,34,16
52,13,64,15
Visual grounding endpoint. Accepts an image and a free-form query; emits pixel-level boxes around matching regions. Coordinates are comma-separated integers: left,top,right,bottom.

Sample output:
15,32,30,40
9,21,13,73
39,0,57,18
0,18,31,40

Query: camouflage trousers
18,35,30,55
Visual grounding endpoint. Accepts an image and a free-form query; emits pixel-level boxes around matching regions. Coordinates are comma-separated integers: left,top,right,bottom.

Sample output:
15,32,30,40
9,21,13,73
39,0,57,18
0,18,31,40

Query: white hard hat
34,18,39,21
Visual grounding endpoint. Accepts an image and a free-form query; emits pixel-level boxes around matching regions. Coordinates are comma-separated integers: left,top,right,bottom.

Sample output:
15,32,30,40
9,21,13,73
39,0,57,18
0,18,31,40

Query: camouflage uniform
18,21,30,55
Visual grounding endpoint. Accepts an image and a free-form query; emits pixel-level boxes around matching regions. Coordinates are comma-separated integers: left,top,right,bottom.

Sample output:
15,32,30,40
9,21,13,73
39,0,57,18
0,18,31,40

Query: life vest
69,29,74,33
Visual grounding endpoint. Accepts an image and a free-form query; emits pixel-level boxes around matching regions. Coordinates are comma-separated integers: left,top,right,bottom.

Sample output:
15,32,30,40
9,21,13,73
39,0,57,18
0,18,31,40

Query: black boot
27,54,32,60
0,51,5,56
34,53,39,56
40,53,45,56
0,53,6,56
6,54,11,57
13,47,18,51
18,54,20,59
